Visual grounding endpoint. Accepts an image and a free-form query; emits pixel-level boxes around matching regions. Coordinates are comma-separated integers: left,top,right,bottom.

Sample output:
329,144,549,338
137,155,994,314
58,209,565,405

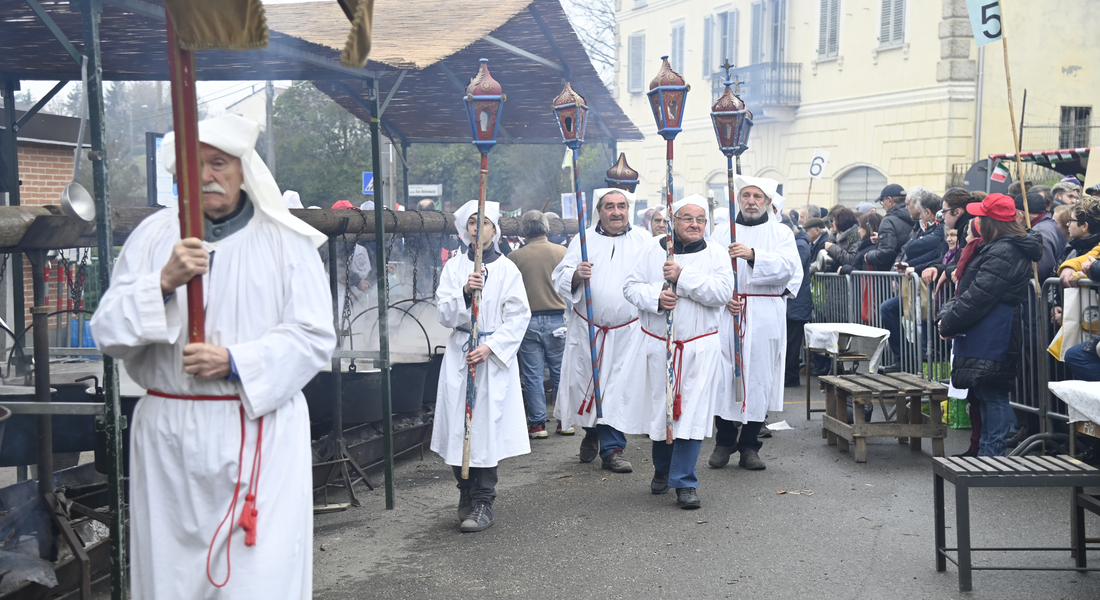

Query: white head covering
163,115,325,247
360,200,374,211
713,206,731,227
282,190,303,209
732,175,781,217
592,188,636,224
453,199,502,247
771,193,787,215
672,194,709,217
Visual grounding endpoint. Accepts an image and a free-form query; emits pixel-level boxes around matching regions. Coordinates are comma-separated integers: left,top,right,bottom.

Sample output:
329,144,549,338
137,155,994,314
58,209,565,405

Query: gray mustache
203,183,227,195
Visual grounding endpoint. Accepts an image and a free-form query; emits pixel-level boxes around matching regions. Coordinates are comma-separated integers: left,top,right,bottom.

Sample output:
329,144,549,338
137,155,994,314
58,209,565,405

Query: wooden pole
804,178,815,223
461,151,489,479
1001,32,1041,289
165,14,205,344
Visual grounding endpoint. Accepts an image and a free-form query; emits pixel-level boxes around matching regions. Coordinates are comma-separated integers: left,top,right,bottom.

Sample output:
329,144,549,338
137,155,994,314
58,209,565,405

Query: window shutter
628,33,645,93
671,24,685,74
726,10,738,67
892,0,905,44
827,0,840,57
703,15,713,77
817,0,828,56
750,3,763,64
879,0,891,45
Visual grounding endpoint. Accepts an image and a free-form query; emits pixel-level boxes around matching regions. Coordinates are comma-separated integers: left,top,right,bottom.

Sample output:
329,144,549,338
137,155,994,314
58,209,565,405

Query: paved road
312,386,1100,600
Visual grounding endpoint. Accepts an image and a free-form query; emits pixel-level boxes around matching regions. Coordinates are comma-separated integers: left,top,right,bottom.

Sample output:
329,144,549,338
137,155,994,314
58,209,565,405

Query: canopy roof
989,147,1095,178
0,0,641,144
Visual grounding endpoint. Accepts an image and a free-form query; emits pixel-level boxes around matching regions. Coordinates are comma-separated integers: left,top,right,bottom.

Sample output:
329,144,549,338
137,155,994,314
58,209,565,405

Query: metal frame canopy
0,0,641,145
988,146,1096,179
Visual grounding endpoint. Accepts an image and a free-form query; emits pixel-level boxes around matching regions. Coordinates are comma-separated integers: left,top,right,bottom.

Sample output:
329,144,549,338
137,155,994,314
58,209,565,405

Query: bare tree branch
561,0,616,90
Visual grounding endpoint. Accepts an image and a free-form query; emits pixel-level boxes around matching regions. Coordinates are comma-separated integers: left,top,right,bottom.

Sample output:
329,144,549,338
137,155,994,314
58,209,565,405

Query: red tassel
673,394,682,421
238,493,258,547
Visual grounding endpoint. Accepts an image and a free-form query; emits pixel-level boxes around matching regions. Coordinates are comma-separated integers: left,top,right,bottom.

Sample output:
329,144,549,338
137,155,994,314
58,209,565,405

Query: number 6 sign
808,149,829,180
966,0,1002,47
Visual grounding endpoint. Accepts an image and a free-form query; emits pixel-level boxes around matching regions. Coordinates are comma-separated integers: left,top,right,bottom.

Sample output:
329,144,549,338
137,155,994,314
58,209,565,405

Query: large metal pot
0,385,59,467
391,361,429,413
302,368,383,425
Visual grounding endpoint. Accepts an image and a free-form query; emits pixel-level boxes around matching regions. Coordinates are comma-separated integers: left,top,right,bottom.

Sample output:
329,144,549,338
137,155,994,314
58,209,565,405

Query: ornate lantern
552,82,588,149
464,58,506,153
646,56,690,140
710,80,753,157
604,153,639,193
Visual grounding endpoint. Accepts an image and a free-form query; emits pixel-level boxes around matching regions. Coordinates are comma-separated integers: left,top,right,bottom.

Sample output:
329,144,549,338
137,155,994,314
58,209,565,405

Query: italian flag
990,160,1010,183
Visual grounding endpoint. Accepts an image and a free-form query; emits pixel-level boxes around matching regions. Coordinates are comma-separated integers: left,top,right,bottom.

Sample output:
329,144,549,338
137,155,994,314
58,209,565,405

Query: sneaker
528,424,548,439
579,431,599,463
760,424,773,439
601,449,633,473
556,421,575,436
675,487,701,509
707,445,735,469
738,448,766,470
457,488,472,520
459,501,493,533
651,472,669,495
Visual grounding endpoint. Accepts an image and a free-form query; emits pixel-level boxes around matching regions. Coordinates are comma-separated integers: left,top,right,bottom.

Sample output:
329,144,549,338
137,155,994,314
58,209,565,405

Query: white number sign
966,0,1003,47
808,149,830,180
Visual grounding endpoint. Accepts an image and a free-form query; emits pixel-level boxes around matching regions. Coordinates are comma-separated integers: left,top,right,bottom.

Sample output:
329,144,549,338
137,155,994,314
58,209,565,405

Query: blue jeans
583,424,627,459
518,313,565,427
975,387,1012,457
1065,341,1100,381
652,439,703,489
882,296,902,357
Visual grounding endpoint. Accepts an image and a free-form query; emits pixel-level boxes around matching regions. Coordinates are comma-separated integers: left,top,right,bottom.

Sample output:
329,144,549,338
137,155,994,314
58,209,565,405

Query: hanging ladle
59,56,95,222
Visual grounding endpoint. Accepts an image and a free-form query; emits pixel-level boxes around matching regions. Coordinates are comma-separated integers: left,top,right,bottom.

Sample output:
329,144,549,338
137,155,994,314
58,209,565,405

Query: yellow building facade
613,0,1099,209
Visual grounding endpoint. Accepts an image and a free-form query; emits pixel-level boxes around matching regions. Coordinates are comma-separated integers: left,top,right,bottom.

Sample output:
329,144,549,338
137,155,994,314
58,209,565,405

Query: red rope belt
731,293,783,410
641,327,718,420
147,389,262,589
573,308,638,415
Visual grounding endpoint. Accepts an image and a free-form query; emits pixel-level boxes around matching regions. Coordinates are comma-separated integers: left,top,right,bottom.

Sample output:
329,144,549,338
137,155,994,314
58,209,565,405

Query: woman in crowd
824,206,861,269
838,212,883,274
938,193,1043,457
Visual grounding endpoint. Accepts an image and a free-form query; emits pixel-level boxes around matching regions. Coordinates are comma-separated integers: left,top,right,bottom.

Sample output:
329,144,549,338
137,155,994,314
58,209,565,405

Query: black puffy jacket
865,203,915,270
937,231,1044,389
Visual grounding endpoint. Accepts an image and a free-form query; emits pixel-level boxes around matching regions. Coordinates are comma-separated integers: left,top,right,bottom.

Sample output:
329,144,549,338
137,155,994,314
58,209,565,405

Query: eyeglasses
675,216,708,225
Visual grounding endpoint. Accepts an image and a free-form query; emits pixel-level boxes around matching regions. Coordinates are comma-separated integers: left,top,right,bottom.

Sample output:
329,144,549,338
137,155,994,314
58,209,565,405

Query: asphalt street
311,384,1100,600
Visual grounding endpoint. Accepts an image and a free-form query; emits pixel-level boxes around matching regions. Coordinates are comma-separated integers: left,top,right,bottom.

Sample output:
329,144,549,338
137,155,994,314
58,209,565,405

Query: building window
628,32,646,94
670,21,686,74
703,15,713,77
817,0,840,59
1060,106,1092,149
879,0,905,47
719,10,739,68
836,166,887,207
750,2,765,64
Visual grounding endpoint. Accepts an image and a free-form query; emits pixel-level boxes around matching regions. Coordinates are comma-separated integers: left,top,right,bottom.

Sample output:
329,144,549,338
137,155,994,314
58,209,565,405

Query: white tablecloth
804,323,891,374
1048,381,1100,424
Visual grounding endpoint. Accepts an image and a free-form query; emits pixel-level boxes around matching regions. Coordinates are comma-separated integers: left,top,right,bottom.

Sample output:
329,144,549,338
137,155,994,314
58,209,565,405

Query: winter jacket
825,224,862,268
865,203,915,270
1047,233,1100,309
1030,213,1066,280
838,239,877,275
899,221,946,272
787,229,813,322
807,231,830,274
938,231,1044,389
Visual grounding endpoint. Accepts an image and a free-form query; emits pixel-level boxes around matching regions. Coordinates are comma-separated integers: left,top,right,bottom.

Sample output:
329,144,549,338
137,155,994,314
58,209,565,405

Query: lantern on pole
552,82,604,418
604,153,639,193
460,58,506,479
646,56,689,444
710,60,754,411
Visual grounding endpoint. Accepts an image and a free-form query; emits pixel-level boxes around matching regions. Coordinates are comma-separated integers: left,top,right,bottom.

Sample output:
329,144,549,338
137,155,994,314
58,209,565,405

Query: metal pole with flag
647,57,690,443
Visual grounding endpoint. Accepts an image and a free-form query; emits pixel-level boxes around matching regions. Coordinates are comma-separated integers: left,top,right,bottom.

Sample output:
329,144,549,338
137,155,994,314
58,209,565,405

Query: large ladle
59,56,95,222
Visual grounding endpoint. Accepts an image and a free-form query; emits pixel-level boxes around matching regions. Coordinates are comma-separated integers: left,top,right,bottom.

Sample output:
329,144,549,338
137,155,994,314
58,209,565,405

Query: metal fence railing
809,271,1100,439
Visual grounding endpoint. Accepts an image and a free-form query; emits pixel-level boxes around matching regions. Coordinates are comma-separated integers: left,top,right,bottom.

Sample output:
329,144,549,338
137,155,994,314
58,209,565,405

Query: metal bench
933,455,1100,591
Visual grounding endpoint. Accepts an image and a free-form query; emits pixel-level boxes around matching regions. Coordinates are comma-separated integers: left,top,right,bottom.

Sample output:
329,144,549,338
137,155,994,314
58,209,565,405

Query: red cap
331,200,355,210
966,193,1017,222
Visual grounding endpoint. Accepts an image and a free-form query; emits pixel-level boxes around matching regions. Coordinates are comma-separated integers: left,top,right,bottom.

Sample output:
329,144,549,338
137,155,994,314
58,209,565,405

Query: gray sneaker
708,445,735,469
459,501,494,533
579,431,599,463
739,448,766,470
601,449,633,473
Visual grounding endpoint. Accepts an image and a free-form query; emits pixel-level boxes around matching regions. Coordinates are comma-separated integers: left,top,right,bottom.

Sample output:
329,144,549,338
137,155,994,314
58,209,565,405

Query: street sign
408,184,442,197
362,172,374,195
966,0,1002,47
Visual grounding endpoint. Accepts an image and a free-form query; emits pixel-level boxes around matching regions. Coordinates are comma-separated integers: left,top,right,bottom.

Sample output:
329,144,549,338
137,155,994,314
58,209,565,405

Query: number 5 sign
966,0,1002,47
808,149,829,180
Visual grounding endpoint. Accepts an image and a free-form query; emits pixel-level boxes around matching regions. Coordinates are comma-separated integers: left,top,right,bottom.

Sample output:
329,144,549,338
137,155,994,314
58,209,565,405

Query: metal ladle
59,56,95,222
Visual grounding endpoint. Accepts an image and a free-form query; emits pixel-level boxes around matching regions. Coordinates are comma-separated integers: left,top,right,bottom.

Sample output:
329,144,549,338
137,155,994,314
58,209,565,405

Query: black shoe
760,424,773,439
457,488,472,520
651,472,669,495
459,501,494,533
784,377,801,388
738,449,767,470
881,361,900,373
579,431,599,463
810,365,832,377
675,487,701,509
952,449,978,458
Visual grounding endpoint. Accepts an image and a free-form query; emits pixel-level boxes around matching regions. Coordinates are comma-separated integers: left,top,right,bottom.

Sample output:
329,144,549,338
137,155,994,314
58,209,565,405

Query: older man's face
200,143,244,220
674,204,707,244
598,192,629,234
738,186,770,220
906,194,923,220
650,211,666,236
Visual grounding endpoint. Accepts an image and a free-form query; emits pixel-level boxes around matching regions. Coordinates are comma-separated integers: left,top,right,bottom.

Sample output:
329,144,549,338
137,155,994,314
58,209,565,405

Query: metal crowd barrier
809,271,1100,440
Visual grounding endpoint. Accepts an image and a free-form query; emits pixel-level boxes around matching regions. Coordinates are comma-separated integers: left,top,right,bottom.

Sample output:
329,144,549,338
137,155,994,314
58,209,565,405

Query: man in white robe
624,197,735,509
431,200,531,532
710,176,803,471
553,188,650,472
90,115,335,598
